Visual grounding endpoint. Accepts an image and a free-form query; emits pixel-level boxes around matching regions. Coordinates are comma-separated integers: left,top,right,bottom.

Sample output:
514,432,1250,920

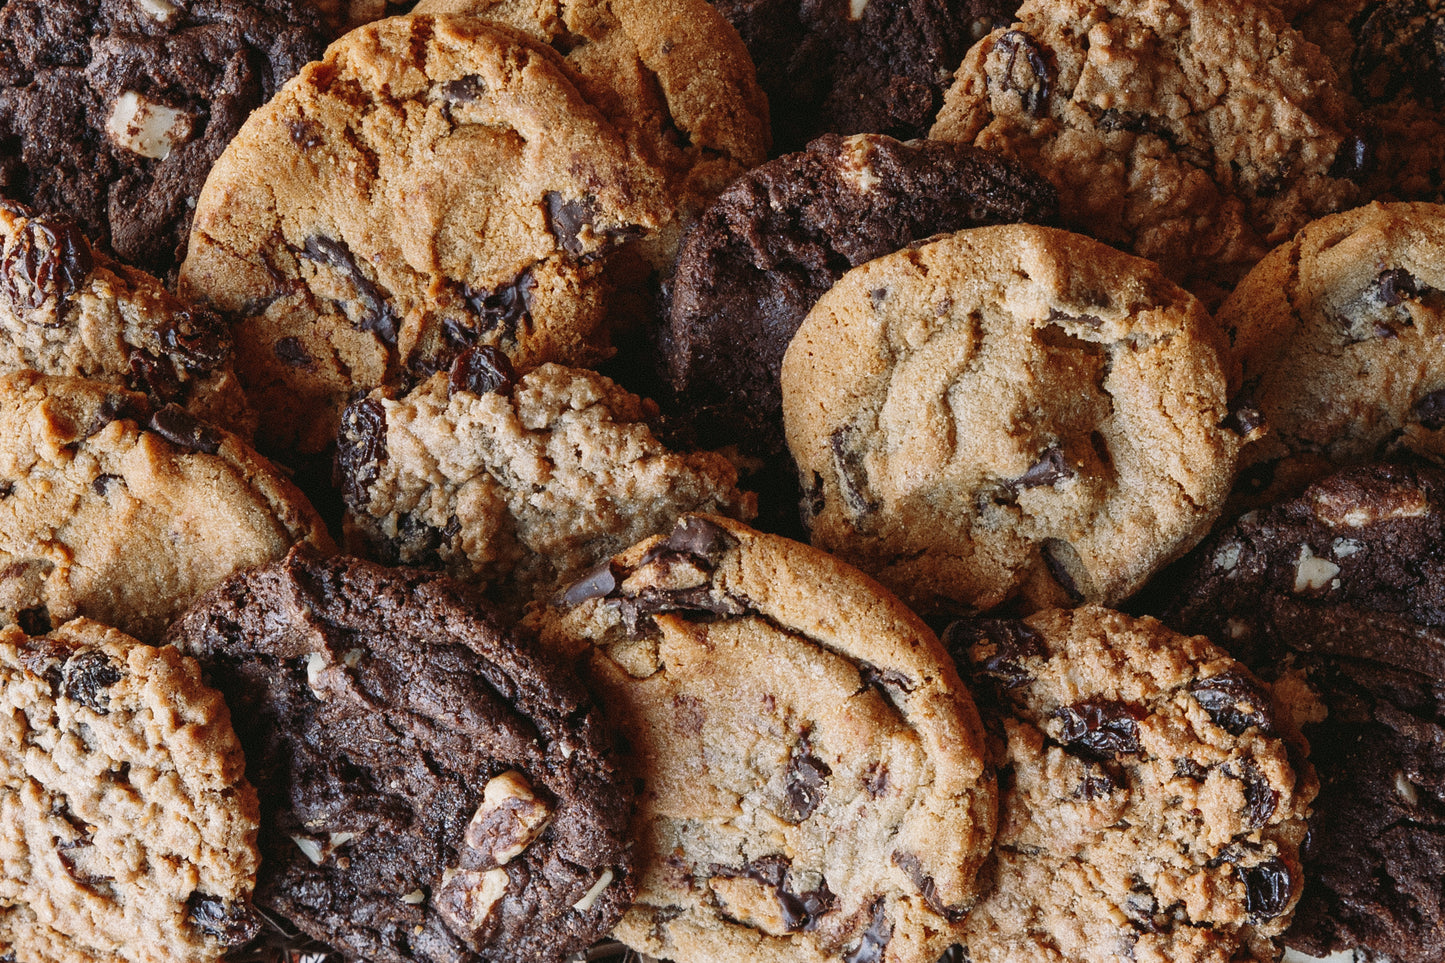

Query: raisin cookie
1161,462,1445,962
0,617,260,963
167,549,634,963
662,132,1057,459
781,225,1244,617
0,0,328,278
930,0,1361,301
0,201,253,438
180,15,671,452
535,514,995,963
0,371,333,641
1218,202,1445,508
943,606,1314,963
337,354,755,610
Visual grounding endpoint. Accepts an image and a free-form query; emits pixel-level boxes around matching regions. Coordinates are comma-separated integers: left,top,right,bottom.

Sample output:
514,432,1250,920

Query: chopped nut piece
465,771,552,867
436,867,509,935
572,869,615,913
1292,544,1340,593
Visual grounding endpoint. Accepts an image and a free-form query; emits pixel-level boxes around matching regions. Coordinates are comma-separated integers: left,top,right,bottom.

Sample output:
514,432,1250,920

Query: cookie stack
2,0,1444,961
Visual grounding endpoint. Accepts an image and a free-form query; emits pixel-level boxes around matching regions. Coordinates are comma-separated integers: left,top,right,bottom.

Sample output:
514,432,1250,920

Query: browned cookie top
167,549,635,963
0,0,328,278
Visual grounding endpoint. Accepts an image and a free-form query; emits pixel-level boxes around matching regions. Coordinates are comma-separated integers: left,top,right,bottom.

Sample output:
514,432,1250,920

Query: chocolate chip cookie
0,617,260,963
167,549,634,963
1160,462,1445,963
0,370,333,641
781,224,1243,617
0,0,328,278
180,14,672,453
337,357,756,611
1218,201,1445,509
535,514,996,963
662,132,1058,459
943,606,1314,963
930,0,1362,302
0,201,253,438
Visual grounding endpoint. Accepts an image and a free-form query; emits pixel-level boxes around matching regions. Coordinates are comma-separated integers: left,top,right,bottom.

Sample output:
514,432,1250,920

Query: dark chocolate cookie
0,0,328,277
1160,462,1445,963
663,132,1057,459
166,549,634,963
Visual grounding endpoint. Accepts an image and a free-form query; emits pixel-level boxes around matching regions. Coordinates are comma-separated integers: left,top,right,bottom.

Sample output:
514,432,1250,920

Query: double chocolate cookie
0,0,328,277
782,225,1243,616
944,606,1314,963
1162,462,1445,962
0,618,260,963
168,549,634,963
536,514,995,963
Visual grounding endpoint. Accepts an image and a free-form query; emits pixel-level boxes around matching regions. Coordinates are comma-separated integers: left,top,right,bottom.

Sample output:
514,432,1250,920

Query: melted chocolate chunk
559,560,620,608
544,192,593,256
843,899,892,963
892,851,967,922
149,405,223,455
61,649,122,713
782,734,831,823
1412,388,1445,430
300,235,400,347
440,75,487,104
715,856,835,932
1191,671,1277,736
335,398,388,508
944,618,1047,690
88,393,149,439
1,213,93,311
830,424,879,520
461,271,536,345
1041,538,1084,602
1055,701,1142,759
1008,445,1074,491
186,893,261,947
1238,856,1292,921
993,31,1054,118
647,515,736,569
448,345,517,398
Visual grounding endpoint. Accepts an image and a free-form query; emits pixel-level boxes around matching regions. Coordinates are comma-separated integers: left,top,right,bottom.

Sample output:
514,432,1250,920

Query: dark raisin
1173,757,1208,781
186,893,261,947
16,606,51,636
993,31,1054,117
943,618,1046,689
149,405,223,455
1238,857,1292,921
127,350,185,405
300,235,399,347
160,312,228,372
843,899,892,963
335,398,388,508
61,650,122,713
448,344,517,398
830,424,879,520
1412,388,1445,430
1055,701,1142,758
1191,671,1278,736
1,213,93,311
273,336,314,368
1077,759,1123,800
1228,761,1279,829
782,734,831,823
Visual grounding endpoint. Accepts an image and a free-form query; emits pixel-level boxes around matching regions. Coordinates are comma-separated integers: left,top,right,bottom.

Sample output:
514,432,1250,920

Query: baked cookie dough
0,370,333,641
337,356,755,609
0,618,260,963
168,549,634,963
535,514,995,963
944,606,1314,963
180,15,672,452
0,0,328,277
781,224,1243,616
0,201,253,438
930,0,1361,301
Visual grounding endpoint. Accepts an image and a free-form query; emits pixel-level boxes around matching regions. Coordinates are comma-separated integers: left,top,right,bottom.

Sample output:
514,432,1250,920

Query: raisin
273,336,314,368
993,31,1054,118
1055,701,1142,758
16,606,51,636
1077,759,1123,800
944,618,1046,689
61,650,122,713
335,398,387,508
186,893,261,947
149,405,223,455
1191,671,1277,736
1228,761,1279,828
160,312,228,373
127,350,185,406
782,734,831,823
1238,857,1292,921
448,344,516,398
1,212,93,311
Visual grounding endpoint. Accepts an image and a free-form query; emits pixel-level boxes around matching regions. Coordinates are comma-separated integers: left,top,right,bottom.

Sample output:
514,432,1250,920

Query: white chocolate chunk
135,0,178,22
840,134,882,193
1213,542,1242,572
572,868,615,913
848,0,868,19
106,92,190,160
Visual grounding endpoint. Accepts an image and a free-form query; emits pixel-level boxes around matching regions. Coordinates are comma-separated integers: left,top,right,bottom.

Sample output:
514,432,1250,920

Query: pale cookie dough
944,606,1315,963
536,514,996,963
781,224,1244,616
337,355,755,609
180,15,672,452
0,617,260,963
0,371,334,642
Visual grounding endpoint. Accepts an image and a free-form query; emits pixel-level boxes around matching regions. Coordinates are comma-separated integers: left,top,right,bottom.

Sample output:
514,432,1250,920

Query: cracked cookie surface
0,0,328,278
1160,462,1445,963
179,14,671,453
929,0,1361,302
1218,201,1445,509
337,359,755,612
943,606,1314,963
0,370,333,642
167,549,634,963
781,224,1242,616
535,514,995,963
0,201,253,438
0,617,260,963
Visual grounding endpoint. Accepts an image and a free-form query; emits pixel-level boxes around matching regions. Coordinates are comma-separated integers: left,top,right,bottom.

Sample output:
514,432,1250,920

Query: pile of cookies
1,0,1443,961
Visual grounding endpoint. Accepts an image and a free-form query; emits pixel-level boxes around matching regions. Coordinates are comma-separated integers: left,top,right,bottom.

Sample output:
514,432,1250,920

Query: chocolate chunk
61,649,122,713
544,192,593,256
440,75,487,104
715,856,835,932
1377,267,1421,307
944,617,1047,690
461,270,536,344
91,473,121,495
186,893,260,947
1041,538,1085,602
289,119,323,149
559,560,620,608
1055,701,1142,759
1329,130,1374,181
1191,671,1278,736
782,734,831,823
300,235,400,347
448,345,517,399
617,584,749,634
843,899,892,963
335,397,388,508
661,515,735,566
1237,856,1292,921
1,213,93,311
893,851,967,922
857,663,917,700
1411,388,1445,430
16,606,51,636
273,336,314,368
149,405,223,455
993,31,1054,118
1219,402,1266,439
1008,445,1074,491
831,424,879,520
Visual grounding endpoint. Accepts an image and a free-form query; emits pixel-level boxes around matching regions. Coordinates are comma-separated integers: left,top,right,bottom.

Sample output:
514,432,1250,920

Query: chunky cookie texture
930,0,1361,302
1218,201,1445,509
0,370,333,641
1160,462,1445,962
180,14,672,453
943,606,1314,963
0,0,328,278
782,225,1243,616
0,201,253,438
536,515,995,963
168,549,634,963
663,132,1058,459
338,359,755,610
0,618,260,963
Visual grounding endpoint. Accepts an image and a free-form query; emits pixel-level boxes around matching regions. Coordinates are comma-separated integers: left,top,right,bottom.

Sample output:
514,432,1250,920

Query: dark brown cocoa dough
166,549,634,963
